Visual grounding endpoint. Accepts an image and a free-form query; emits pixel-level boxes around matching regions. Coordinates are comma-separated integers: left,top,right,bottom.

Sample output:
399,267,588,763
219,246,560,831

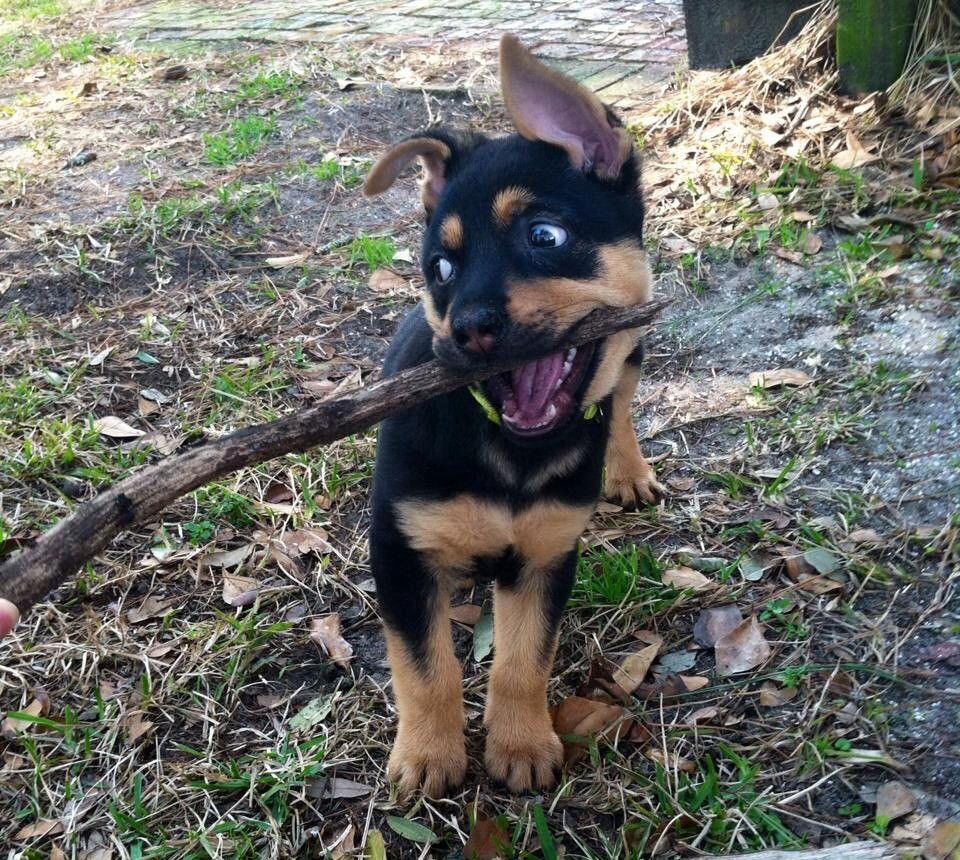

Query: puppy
363,35,664,796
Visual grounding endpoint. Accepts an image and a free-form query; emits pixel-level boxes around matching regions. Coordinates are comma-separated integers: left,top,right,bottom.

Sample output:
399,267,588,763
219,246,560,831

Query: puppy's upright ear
364,130,486,213
499,34,632,180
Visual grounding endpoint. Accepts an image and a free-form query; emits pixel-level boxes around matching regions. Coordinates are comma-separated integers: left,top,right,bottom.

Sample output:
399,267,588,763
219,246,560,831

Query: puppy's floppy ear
364,130,487,212
499,34,632,180
364,136,450,211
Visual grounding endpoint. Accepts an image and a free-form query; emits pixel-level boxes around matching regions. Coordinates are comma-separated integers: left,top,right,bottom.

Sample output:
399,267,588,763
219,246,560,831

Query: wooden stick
0,299,670,615
728,842,896,859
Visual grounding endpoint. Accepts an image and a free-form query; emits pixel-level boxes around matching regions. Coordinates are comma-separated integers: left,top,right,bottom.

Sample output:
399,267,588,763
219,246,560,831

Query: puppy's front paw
485,722,562,793
388,729,466,798
604,470,667,509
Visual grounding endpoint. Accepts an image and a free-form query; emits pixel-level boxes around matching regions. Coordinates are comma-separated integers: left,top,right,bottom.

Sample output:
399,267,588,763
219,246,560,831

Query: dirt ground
1,1,959,858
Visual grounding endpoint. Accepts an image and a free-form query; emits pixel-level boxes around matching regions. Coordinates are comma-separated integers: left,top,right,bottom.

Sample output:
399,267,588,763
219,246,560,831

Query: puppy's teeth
546,403,557,420
567,347,577,362
554,377,563,391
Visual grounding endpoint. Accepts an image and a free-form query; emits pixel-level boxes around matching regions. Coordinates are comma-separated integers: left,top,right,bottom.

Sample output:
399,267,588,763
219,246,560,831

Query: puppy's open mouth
483,341,597,438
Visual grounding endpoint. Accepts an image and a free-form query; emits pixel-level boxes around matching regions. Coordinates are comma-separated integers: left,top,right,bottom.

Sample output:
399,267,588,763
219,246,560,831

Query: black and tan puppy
363,36,665,796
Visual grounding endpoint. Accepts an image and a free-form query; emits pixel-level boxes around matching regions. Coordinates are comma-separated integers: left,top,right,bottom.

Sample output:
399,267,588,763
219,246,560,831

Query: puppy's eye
529,222,568,248
433,257,454,283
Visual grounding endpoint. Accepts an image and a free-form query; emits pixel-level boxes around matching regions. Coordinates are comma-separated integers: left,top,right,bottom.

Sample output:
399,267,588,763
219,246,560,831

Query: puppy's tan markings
440,213,464,250
603,363,666,507
522,444,586,494
422,291,451,339
484,577,563,792
582,328,641,405
492,185,535,230
506,241,652,329
386,617,466,797
514,501,593,570
395,495,513,572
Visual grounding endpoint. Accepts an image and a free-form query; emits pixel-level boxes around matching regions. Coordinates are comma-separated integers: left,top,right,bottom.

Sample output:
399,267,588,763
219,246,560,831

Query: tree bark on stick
0,299,670,616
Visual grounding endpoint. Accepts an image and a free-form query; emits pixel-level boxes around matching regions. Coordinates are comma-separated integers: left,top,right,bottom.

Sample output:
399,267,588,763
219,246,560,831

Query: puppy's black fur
364,35,663,797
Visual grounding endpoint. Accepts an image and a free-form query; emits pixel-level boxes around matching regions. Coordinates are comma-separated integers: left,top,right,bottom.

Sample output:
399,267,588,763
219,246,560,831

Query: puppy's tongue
508,352,564,419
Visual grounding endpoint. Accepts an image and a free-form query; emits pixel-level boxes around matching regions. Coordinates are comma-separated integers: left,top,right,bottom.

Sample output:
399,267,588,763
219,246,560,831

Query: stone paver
107,0,686,105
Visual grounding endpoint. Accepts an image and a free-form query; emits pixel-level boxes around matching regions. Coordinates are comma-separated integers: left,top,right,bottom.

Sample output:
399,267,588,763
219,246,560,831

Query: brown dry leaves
309,614,353,669
714,615,771,676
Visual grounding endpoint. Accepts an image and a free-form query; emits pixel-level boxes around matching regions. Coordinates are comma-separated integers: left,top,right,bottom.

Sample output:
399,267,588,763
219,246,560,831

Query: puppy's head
365,36,651,442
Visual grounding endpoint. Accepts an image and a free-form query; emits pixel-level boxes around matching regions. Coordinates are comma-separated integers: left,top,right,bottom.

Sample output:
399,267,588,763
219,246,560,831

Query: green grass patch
294,155,367,189
203,113,277,166
0,31,53,75
58,32,100,62
572,543,670,607
347,233,394,270
0,0,66,22
233,70,300,103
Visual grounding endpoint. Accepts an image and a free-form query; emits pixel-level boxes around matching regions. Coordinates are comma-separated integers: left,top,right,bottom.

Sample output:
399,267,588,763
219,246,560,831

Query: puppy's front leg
604,354,666,508
484,551,576,792
375,541,466,797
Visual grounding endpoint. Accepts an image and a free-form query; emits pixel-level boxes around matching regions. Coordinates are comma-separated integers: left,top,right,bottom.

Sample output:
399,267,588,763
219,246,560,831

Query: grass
203,114,278,166
347,233,395,270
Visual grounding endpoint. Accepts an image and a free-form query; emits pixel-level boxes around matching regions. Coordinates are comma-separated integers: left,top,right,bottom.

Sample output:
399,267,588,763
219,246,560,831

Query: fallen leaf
686,706,719,725
386,816,436,845
921,820,960,859
715,616,771,676
289,696,333,732
124,710,155,743
634,630,665,648
473,611,494,662
126,596,174,624
803,233,823,255
366,830,387,860
449,603,483,626
1,696,49,738
265,482,294,504
693,605,743,648
203,544,253,569
93,415,145,439
795,574,844,595
613,642,662,694
748,368,813,389
848,528,883,546
832,131,879,169
222,574,260,607
305,776,373,799
595,500,623,514
256,694,286,708
551,696,640,765
464,816,511,860
739,554,769,582
757,192,779,210
14,819,64,839
775,247,804,264
681,675,709,692
280,527,333,556
759,681,798,706
368,269,407,292
675,552,727,572
661,235,696,254
310,615,353,669
876,780,916,822
644,746,696,773
265,251,311,268
137,395,160,417
803,547,838,574
78,81,98,97
791,210,816,222
662,566,714,592
653,649,698,674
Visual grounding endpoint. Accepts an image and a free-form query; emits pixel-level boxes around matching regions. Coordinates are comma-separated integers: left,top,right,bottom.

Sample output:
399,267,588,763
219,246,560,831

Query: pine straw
892,0,960,137
634,0,960,254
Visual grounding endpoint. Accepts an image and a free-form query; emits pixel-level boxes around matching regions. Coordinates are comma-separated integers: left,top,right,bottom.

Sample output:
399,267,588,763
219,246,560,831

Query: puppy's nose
452,307,503,355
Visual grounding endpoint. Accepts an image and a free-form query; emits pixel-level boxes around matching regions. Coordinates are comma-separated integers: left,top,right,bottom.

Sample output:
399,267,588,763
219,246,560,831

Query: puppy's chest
394,492,593,575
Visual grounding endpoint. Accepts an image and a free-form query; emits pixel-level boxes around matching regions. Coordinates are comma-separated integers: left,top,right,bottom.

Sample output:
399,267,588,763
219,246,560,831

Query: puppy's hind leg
603,345,666,508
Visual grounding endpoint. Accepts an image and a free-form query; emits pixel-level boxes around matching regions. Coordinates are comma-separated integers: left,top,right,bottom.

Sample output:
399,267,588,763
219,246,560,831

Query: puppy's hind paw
485,726,562,794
